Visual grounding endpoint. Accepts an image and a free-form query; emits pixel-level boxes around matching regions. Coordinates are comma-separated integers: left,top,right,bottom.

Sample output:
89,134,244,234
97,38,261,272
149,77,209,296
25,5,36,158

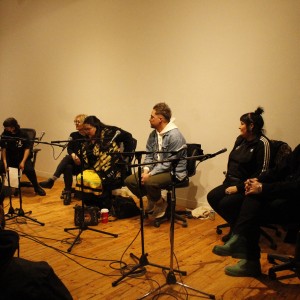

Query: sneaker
225,259,261,277
152,198,168,219
39,178,54,189
145,199,155,214
34,186,46,196
0,205,5,230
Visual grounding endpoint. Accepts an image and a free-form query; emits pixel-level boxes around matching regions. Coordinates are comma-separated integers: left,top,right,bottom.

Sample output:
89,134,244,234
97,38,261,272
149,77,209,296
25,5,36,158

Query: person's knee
207,188,220,206
124,174,135,188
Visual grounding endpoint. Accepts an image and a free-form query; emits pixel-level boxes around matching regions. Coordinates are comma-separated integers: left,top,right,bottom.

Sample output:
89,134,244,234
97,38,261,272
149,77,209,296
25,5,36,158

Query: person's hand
244,178,258,192
245,178,262,195
19,161,25,170
73,155,81,165
141,172,151,185
225,186,238,195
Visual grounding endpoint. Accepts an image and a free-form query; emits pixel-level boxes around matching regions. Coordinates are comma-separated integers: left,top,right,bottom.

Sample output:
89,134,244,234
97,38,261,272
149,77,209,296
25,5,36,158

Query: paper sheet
4,167,21,188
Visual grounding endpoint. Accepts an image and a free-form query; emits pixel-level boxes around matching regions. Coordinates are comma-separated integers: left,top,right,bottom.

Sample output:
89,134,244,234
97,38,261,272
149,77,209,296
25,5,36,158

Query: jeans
125,172,172,202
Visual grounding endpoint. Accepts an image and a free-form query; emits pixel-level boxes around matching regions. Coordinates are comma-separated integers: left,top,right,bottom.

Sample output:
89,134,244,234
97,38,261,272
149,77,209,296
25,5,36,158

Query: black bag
112,196,140,219
74,205,99,226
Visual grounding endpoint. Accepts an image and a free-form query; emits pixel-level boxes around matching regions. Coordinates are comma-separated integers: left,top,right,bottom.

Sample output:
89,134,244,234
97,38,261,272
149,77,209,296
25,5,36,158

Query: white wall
1,0,300,208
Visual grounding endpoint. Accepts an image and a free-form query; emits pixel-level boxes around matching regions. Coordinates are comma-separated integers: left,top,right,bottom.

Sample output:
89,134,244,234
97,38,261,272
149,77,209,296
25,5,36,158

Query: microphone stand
140,154,217,300
62,138,118,253
112,151,186,288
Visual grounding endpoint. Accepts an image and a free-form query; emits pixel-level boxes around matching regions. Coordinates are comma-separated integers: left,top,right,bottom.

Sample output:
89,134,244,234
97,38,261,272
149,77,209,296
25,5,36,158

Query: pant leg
125,172,171,202
22,159,39,189
207,184,244,226
125,173,146,199
53,155,74,178
233,195,263,259
143,172,172,202
63,164,74,192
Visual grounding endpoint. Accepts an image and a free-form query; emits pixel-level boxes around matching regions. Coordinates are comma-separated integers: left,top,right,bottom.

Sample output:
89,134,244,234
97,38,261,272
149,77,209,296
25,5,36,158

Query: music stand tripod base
62,138,119,253
64,224,118,253
5,170,45,226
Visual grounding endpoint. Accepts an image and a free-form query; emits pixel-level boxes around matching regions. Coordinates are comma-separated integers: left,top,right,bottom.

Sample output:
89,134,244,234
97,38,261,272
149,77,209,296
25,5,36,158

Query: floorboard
2,178,300,299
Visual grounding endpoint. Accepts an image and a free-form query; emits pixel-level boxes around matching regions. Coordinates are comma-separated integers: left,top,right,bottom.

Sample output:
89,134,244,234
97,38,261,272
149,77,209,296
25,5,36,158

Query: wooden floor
3,178,300,300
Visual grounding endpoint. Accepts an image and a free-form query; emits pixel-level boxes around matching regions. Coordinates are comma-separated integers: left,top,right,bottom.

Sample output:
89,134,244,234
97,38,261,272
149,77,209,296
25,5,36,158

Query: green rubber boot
212,234,247,259
225,259,261,277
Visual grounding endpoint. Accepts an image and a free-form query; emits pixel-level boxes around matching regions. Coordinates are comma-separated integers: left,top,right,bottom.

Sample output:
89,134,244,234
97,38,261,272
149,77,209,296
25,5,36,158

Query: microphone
208,148,227,158
170,144,187,154
62,137,72,151
109,130,121,145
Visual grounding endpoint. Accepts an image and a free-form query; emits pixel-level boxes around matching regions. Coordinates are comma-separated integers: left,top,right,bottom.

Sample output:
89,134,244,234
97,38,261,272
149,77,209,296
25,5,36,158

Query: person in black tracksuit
212,144,300,277
0,117,46,196
207,107,272,239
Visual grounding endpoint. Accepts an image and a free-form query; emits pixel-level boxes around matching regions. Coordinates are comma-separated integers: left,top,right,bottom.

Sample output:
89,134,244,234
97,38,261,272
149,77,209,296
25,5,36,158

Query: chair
216,140,292,250
154,143,203,228
267,223,300,280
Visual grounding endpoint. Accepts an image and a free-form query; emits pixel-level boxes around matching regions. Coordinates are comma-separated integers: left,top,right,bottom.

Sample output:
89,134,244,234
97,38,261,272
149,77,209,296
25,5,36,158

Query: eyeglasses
74,120,81,124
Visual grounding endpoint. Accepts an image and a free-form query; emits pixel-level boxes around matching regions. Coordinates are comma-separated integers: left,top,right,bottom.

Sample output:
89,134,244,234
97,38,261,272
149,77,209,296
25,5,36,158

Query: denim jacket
143,127,187,180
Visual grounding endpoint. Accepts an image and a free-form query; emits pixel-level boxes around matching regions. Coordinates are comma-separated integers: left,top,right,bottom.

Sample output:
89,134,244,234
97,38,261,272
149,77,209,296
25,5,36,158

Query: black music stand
62,138,118,253
139,155,217,300
1,134,45,226
5,167,45,226
112,151,186,288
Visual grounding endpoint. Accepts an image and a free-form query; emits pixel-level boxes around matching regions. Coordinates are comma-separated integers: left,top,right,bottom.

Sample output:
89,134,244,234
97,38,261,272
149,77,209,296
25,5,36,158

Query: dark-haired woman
207,107,272,241
75,116,133,208
0,117,46,196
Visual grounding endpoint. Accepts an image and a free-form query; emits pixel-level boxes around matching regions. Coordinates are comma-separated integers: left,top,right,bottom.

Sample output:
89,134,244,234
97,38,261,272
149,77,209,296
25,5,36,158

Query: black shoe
60,190,66,199
212,234,247,259
39,178,54,189
0,205,5,230
63,191,71,205
35,186,46,196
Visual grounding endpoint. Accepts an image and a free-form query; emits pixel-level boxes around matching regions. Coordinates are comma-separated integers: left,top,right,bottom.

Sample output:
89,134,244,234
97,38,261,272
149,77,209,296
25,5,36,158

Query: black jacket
259,144,300,199
0,230,72,300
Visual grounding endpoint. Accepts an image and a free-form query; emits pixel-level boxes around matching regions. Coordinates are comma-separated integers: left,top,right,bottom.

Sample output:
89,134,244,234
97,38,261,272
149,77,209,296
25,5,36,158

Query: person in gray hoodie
125,102,187,219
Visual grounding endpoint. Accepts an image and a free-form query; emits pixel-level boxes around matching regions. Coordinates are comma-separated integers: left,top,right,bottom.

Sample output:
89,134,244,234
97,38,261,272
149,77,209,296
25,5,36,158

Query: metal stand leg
64,223,118,253
5,169,45,226
140,160,215,300
64,140,118,252
112,154,186,288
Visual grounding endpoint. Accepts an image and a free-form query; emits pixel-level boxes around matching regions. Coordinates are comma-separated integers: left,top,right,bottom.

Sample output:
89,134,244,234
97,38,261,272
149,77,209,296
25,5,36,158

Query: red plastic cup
100,208,109,224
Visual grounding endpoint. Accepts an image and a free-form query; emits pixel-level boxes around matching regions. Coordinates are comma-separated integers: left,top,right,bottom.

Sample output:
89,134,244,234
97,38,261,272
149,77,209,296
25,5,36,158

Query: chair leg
267,230,300,280
216,223,230,234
